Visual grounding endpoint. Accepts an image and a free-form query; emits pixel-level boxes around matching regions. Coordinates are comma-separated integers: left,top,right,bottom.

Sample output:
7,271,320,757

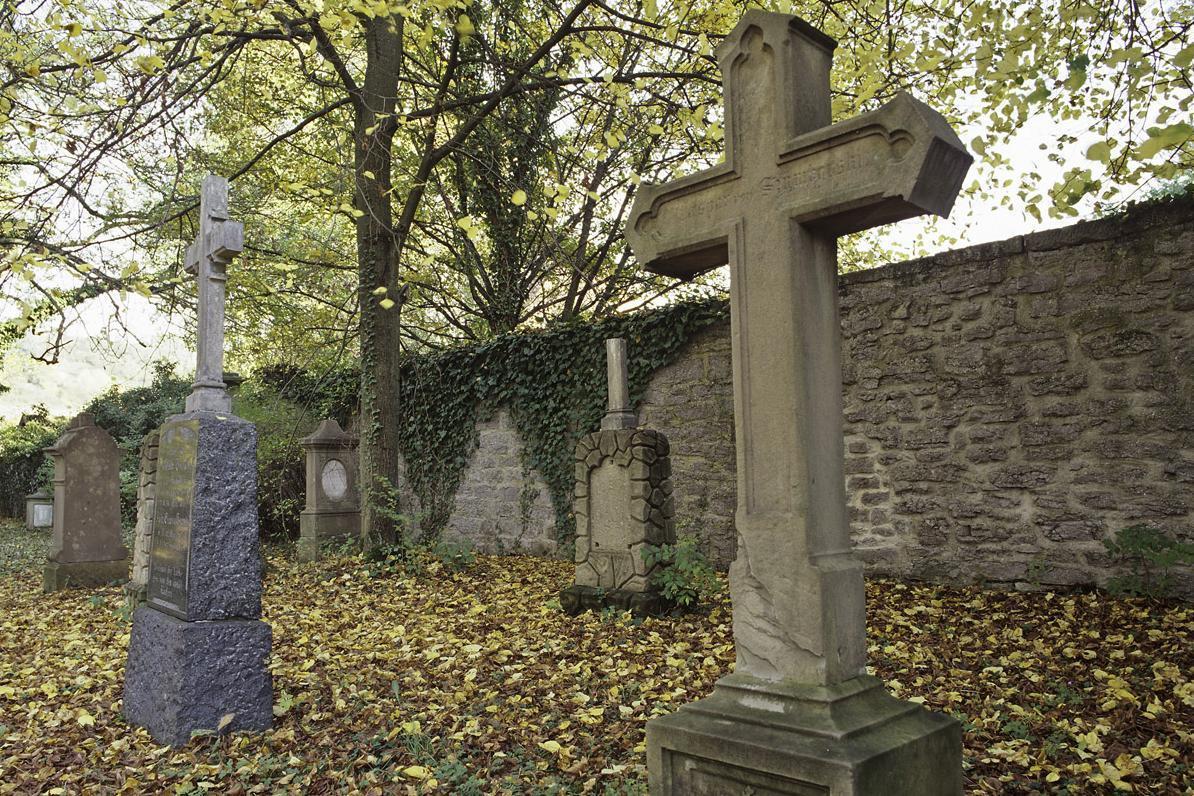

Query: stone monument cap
301,418,357,448
44,412,102,454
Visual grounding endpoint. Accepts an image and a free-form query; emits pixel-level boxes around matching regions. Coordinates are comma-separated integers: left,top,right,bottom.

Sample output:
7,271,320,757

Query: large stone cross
184,175,243,414
627,11,971,687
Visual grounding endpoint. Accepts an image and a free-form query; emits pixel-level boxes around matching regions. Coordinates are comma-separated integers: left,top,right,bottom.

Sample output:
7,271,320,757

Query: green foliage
362,533,477,578
394,297,729,543
231,380,316,541
1103,523,1194,599
0,411,58,518
641,534,723,609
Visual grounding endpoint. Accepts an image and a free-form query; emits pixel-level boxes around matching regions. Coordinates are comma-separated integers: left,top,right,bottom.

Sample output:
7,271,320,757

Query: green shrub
82,360,190,525
1103,523,1194,599
641,534,723,609
0,410,60,517
361,532,477,578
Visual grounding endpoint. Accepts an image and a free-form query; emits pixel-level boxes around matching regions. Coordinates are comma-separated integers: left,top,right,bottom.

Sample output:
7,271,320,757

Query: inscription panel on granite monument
147,420,200,618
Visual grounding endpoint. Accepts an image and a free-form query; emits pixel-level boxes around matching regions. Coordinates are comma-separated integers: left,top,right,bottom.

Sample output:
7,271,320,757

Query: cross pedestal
625,12,971,794
123,176,271,746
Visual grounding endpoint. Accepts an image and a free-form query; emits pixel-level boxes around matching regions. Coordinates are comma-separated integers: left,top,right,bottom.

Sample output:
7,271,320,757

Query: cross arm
777,92,972,237
625,163,742,279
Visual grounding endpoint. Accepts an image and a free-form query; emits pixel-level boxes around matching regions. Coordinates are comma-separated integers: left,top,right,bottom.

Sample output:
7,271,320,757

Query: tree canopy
1,0,1190,538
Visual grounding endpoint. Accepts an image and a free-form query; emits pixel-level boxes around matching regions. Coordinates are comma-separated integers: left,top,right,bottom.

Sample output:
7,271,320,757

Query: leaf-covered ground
0,521,1191,794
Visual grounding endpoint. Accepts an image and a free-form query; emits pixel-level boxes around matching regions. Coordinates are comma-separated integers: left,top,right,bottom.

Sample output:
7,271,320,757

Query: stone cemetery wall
428,409,558,557
422,197,1194,591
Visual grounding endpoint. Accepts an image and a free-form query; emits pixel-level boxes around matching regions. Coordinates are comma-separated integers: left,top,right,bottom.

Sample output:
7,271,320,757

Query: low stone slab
122,606,272,746
43,558,129,591
559,584,671,617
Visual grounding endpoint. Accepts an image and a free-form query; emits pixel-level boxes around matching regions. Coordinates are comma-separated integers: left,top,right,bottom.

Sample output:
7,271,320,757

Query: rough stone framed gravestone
124,429,160,610
561,338,675,616
123,175,272,746
42,413,129,591
625,11,971,794
24,490,53,531
297,418,360,562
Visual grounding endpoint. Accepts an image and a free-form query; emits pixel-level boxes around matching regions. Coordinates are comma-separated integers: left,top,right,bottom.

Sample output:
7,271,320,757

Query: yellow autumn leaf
76,709,95,727
379,298,395,310
511,189,527,206
403,765,431,779
538,740,562,754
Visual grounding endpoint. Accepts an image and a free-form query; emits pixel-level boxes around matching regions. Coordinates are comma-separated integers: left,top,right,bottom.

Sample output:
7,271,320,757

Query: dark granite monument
123,175,272,746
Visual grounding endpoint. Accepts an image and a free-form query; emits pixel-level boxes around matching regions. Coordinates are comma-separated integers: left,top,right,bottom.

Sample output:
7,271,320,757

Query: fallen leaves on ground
0,526,1190,794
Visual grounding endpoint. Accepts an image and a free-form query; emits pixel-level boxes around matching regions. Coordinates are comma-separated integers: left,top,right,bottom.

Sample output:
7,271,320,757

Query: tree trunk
355,15,404,546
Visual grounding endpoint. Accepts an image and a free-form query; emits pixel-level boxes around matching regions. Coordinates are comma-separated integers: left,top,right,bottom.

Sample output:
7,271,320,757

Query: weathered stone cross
601,337,637,430
626,11,971,792
184,175,243,414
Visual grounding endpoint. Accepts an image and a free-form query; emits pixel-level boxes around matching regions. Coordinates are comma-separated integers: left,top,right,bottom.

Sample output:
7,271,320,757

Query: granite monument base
559,584,670,617
647,673,961,795
123,606,272,746
297,510,359,562
43,554,130,592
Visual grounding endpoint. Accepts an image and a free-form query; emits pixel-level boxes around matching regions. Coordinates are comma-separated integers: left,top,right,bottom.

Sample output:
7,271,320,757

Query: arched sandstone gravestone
298,418,361,561
561,339,675,616
42,413,129,591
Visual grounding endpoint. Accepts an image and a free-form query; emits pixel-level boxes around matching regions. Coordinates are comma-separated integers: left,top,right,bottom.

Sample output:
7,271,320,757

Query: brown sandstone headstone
124,429,160,610
42,412,129,591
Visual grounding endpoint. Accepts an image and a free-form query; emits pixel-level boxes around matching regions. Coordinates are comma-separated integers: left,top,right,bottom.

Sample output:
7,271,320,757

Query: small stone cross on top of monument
184,175,243,414
601,338,637,431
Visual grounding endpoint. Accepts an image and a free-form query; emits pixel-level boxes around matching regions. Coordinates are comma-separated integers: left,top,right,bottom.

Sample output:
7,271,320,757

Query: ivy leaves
397,298,729,541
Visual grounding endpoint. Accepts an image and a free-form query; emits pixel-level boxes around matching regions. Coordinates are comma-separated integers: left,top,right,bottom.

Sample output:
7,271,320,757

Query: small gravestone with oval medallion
297,418,360,561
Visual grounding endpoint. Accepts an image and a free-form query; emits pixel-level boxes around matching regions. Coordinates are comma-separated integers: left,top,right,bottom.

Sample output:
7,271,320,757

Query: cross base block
647,673,961,795
123,606,272,746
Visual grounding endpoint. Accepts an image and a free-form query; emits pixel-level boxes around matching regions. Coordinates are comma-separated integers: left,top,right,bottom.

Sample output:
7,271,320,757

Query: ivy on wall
395,297,730,543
